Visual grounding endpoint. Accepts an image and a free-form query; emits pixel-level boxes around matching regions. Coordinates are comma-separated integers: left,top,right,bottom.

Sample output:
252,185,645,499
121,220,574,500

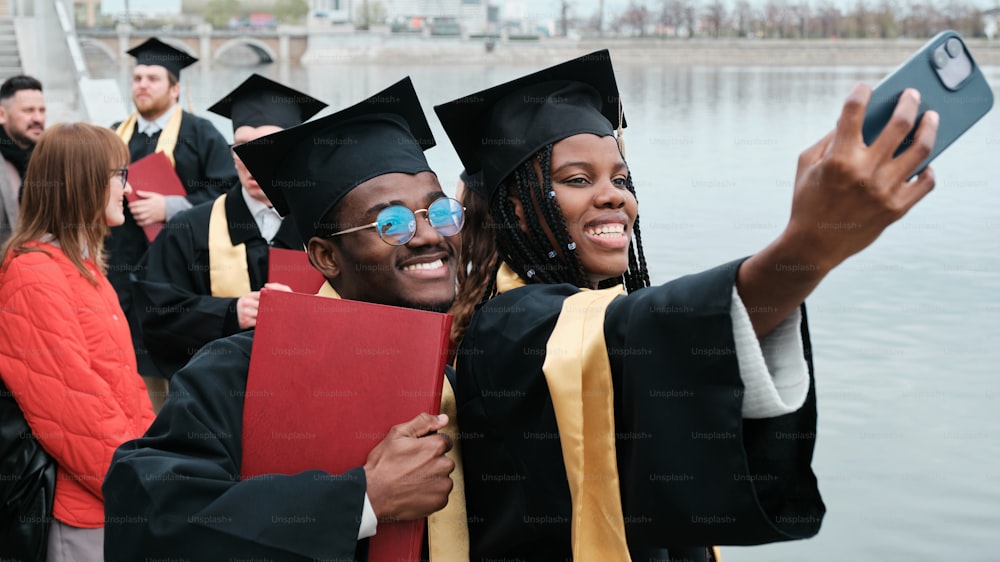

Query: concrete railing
10,0,126,124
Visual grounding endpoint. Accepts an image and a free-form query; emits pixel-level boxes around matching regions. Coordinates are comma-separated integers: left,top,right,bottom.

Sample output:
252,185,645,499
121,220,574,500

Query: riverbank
303,36,1000,67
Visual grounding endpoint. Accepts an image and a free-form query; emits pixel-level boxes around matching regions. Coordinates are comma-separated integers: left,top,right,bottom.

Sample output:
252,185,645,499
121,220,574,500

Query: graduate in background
108,38,238,384
436,50,938,560
104,78,466,561
133,74,326,386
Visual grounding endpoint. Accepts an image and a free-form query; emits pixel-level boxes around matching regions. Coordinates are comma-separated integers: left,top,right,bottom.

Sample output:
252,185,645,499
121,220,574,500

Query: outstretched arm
738,84,938,337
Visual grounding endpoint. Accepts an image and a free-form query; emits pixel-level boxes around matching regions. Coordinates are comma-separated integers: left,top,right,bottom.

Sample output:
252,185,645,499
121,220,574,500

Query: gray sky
519,0,1000,21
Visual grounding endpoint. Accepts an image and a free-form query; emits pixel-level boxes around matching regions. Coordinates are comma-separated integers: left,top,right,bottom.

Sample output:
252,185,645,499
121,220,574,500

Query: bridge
76,25,309,67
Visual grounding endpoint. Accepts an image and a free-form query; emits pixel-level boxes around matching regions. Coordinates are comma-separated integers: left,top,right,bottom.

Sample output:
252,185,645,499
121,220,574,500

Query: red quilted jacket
0,242,155,528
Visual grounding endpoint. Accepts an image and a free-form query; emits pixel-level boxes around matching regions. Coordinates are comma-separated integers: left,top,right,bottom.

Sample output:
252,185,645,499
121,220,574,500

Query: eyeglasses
325,197,466,246
111,167,128,185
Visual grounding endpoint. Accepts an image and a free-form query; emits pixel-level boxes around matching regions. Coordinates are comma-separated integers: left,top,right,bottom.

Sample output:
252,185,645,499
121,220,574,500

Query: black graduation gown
103,331,368,561
456,260,825,561
107,111,237,375
132,184,302,378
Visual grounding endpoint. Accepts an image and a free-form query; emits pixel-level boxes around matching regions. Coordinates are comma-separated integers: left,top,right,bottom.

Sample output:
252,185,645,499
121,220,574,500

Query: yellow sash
427,374,470,562
315,281,341,299
544,288,630,561
115,105,183,166
496,262,721,562
313,281,470,561
208,195,251,297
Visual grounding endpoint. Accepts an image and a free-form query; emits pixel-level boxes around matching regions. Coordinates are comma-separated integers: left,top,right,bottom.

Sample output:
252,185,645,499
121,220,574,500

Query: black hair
0,75,43,102
490,142,651,293
449,142,651,347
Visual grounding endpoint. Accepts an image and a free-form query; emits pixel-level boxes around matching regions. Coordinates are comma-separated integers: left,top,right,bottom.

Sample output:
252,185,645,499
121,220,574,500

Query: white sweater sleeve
731,286,810,419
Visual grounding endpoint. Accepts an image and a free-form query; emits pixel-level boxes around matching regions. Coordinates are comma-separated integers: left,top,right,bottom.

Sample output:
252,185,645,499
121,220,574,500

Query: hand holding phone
862,30,993,174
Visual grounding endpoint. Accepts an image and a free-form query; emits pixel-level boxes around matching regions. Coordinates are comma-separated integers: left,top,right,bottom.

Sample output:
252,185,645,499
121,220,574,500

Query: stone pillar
197,23,212,68
278,24,291,63
116,22,131,69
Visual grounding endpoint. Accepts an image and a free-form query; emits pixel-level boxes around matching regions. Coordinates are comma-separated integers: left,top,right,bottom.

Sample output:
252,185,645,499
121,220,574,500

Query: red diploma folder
267,247,326,294
241,290,452,562
125,151,187,242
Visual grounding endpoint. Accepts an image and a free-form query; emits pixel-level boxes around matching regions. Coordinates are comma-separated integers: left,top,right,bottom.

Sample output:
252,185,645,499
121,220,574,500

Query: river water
88,51,1000,560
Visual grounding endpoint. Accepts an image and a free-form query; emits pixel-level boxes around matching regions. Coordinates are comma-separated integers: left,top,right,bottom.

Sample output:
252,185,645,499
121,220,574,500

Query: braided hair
450,141,652,346
492,143,650,292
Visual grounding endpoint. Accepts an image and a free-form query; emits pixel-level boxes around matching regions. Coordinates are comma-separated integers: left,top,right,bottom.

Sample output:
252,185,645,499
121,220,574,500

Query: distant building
985,8,999,40
99,0,182,18
310,0,488,34
311,0,355,24
74,0,101,27
74,0,182,28
230,12,277,30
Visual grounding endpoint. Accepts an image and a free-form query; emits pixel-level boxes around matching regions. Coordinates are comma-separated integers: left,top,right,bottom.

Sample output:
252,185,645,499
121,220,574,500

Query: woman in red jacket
0,122,156,561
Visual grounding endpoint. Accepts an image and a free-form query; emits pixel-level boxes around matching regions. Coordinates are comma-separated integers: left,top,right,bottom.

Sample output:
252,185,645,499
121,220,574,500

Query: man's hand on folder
129,190,167,226
238,283,293,330
363,413,455,522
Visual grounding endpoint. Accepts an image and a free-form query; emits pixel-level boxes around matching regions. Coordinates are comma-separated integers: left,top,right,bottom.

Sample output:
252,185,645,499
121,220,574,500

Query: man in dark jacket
0,75,45,247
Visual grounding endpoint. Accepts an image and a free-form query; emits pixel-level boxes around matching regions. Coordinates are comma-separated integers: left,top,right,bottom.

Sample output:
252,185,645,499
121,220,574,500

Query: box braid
603,173,650,292
492,142,651,292
450,142,653,347
491,144,590,287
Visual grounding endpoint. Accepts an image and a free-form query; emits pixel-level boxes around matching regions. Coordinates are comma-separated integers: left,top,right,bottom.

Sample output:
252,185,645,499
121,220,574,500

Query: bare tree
704,0,727,37
660,0,690,37
875,0,897,37
684,0,699,37
599,0,606,36
734,0,754,37
618,0,653,36
763,0,786,37
560,0,570,36
628,0,984,39
943,0,985,36
851,0,872,37
793,1,811,37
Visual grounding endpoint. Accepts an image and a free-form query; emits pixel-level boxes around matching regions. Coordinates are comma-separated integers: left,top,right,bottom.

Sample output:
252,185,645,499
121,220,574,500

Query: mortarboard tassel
616,98,625,158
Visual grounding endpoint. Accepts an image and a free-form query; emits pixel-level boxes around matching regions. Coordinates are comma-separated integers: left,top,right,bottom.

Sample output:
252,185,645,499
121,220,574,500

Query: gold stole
427,370,469,562
496,263,631,560
313,281,470,562
315,281,341,299
115,106,184,167
208,196,251,297
496,263,722,562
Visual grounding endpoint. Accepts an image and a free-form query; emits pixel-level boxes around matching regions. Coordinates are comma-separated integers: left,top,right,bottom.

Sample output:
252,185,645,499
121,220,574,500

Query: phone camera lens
932,47,949,69
945,37,963,58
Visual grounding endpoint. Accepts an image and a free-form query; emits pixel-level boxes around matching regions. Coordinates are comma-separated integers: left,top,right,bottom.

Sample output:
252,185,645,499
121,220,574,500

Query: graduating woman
0,123,156,561
436,50,937,561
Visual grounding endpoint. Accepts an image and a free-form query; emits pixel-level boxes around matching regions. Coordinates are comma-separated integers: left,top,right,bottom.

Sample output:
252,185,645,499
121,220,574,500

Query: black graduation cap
126,37,198,80
233,77,435,244
458,169,483,198
207,74,328,131
434,49,626,199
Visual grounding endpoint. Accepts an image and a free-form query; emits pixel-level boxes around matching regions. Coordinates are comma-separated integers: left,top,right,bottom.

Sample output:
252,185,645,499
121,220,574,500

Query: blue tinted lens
427,198,465,237
376,206,417,245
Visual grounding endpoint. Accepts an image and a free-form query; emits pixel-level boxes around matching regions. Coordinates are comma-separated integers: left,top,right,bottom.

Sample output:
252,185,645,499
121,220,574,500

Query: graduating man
133,74,326,382
108,37,238,380
104,77,466,561
0,75,45,247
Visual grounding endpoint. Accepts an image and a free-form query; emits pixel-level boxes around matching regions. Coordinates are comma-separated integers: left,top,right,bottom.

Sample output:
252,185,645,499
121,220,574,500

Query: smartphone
862,30,993,173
